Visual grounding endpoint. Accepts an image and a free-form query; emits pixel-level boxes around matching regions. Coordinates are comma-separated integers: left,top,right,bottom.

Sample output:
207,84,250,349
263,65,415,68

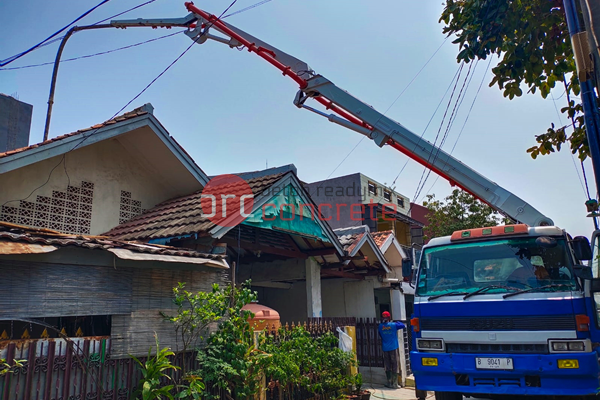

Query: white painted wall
321,278,377,319
0,134,193,235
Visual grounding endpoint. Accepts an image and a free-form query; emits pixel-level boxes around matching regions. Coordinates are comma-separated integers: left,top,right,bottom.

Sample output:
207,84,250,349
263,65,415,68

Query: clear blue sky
0,0,595,238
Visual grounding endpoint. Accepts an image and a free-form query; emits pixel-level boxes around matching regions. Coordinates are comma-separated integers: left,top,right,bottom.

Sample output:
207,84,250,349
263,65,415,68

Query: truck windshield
416,237,577,297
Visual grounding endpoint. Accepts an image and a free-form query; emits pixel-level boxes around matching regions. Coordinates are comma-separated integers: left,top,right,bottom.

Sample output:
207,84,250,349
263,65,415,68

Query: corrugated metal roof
0,221,227,268
104,172,286,241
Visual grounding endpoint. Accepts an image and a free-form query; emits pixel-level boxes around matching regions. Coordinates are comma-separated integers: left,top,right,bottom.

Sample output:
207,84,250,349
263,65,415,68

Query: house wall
304,174,362,230
0,133,185,235
0,249,228,358
321,278,377,319
254,283,308,324
305,173,411,232
0,94,32,153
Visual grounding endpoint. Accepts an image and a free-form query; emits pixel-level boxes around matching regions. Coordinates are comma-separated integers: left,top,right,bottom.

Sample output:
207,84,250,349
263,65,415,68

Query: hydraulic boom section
115,2,554,227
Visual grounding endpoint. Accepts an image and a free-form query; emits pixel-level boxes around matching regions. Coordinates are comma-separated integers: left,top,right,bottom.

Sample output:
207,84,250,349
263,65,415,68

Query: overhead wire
315,38,449,188
0,0,273,69
550,87,587,198
409,61,467,207
2,0,240,208
0,0,113,67
0,31,184,71
344,65,465,229
421,56,493,200
562,74,594,200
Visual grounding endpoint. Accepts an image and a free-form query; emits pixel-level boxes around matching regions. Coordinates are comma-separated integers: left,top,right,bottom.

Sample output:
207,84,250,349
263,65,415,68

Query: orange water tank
242,302,281,331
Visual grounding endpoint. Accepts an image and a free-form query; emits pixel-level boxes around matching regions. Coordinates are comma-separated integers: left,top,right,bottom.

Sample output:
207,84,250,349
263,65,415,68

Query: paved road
368,386,491,400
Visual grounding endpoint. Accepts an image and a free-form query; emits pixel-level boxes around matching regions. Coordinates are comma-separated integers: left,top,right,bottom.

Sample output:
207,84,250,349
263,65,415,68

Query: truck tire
434,392,462,400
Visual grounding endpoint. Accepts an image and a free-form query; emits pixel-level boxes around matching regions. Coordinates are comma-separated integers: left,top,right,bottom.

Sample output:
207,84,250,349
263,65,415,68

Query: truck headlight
549,340,591,353
417,339,445,352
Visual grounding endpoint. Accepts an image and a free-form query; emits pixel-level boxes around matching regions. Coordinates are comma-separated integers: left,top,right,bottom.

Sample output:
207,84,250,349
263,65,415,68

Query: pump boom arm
118,3,554,227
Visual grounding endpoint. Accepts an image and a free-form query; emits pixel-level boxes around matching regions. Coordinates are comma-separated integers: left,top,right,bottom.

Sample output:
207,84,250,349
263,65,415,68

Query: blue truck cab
410,224,600,400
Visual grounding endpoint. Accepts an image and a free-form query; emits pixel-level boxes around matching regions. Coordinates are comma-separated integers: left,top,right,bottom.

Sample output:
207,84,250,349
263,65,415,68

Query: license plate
476,357,513,370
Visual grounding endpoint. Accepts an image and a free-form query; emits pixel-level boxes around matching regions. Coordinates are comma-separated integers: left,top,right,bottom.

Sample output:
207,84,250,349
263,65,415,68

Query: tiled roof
0,221,224,260
0,106,149,159
337,232,364,254
371,230,394,249
104,172,287,241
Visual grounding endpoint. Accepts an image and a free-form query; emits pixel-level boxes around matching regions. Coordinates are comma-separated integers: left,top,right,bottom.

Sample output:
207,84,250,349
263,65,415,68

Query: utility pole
563,0,600,199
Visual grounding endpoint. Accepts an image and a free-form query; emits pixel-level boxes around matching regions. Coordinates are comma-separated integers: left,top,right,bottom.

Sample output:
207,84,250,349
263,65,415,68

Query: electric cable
0,31,183,71
420,56,493,201
0,0,271,68
0,0,112,67
550,88,587,198
344,66,464,229
409,62,466,207
2,0,239,208
413,60,476,205
562,74,594,200
223,0,273,19
415,60,478,203
314,38,450,191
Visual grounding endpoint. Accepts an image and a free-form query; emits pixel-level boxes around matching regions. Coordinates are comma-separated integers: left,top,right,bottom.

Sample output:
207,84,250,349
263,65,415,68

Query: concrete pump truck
112,4,600,398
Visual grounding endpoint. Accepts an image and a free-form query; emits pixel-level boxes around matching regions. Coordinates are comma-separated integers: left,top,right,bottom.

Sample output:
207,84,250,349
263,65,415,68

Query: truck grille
446,343,548,354
420,315,575,331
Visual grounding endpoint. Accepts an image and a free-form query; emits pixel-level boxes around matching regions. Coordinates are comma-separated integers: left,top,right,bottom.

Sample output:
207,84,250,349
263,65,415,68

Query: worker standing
378,311,406,388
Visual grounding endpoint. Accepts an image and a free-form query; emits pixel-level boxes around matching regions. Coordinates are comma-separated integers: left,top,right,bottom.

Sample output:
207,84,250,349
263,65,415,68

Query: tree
440,0,589,161
423,189,507,239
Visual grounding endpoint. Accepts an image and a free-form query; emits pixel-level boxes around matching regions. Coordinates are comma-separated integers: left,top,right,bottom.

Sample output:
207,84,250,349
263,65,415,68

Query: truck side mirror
574,264,593,280
572,236,593,261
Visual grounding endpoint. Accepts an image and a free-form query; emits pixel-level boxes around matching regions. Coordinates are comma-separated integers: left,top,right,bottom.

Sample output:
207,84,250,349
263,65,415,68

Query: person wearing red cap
378,311,406,388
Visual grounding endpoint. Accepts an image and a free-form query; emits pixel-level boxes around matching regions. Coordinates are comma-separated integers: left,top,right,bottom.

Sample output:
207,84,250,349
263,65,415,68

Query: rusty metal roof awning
0,241,58,255
107,248,229,269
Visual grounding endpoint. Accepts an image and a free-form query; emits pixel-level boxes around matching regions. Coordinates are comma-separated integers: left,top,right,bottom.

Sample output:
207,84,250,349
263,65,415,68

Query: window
383,190,392,202
397,197,405,208
416,237,577,297
368,182,377,196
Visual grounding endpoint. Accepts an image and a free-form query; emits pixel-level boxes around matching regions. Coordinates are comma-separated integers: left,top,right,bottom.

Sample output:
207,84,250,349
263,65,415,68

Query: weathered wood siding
0,260,133,318
111,267,227,358
0,259,228,358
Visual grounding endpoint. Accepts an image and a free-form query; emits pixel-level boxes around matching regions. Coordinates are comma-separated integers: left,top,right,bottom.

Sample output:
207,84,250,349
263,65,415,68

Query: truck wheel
434,392,462,400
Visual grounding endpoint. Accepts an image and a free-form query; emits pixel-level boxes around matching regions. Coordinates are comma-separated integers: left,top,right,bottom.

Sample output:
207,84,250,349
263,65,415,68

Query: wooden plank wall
0,260,229,358
111,267,228,358
0,260,133,318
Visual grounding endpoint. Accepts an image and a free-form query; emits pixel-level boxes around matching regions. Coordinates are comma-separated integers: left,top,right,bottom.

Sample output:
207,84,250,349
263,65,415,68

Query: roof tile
0,105,150,159
104,172,287,241
0,221,223,261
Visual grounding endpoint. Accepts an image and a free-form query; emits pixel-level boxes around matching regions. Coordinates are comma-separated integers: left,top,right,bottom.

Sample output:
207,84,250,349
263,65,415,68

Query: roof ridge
0,104,153,159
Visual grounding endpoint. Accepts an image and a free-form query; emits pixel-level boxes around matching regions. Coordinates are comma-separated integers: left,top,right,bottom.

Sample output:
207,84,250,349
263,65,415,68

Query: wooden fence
0,318,358,400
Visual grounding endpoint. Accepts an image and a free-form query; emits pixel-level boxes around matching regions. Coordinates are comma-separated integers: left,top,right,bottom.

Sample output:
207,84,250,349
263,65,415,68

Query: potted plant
354,373,370,400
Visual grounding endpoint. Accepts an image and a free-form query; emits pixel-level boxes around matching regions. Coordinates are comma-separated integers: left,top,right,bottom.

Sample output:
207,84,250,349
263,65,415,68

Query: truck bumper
410,351,600,396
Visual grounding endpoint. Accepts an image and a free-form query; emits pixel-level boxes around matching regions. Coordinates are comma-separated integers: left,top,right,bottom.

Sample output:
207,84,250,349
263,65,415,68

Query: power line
0,31,183,71
0,0,112,66
3,0,239,208
413,61,477,203
550,88,587,198
421,56,493,201
92,0,157,25
344,66,465,229
410,62,466,206
316,38,450,188
223,0,273,18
